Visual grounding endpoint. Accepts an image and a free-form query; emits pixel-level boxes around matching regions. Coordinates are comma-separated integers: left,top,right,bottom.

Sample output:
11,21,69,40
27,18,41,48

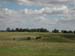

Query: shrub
35,36,41,40
13,38,15,40
26,37,31,40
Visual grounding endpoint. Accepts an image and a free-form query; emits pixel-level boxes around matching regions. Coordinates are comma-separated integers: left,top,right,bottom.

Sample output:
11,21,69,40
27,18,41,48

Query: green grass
0,48,74,56
0,41,75,56
0,32,75,56
0,32,75,42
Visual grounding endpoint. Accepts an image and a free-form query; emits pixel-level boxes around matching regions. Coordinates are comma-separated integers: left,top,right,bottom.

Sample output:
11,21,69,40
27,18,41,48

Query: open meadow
0,32,75,56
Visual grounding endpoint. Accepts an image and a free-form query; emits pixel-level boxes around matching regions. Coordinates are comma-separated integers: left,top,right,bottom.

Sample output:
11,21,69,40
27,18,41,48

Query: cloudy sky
0,0,75,30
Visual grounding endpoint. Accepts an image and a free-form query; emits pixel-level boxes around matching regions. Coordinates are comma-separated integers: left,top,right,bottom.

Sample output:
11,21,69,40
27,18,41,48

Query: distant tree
43,28,49,32
11,29,15,32
61,30,68,33
38,28,49,32
19,28,23,32
52,29,59,33
6,27,11,32
30,29,36,32
15,28,19,32
61,30,73,33
73,31,75,34
5,28,49,32
68,30,73,33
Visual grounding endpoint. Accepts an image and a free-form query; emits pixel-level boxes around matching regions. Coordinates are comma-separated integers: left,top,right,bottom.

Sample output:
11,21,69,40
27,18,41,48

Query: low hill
0,32,75,42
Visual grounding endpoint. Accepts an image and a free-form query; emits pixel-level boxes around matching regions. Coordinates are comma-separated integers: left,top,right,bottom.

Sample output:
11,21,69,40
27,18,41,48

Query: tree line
6,27,49,32
52,29,75,33
0,27,75,33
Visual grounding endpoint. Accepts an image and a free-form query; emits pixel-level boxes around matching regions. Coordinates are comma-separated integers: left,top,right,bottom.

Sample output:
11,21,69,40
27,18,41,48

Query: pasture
0,32,75,56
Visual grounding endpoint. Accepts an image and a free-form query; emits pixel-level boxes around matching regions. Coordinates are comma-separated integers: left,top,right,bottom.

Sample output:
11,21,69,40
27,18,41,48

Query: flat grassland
0,32,75,56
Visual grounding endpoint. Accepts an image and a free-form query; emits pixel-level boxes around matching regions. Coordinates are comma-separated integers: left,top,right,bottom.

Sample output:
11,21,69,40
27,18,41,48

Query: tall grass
0,32,75,56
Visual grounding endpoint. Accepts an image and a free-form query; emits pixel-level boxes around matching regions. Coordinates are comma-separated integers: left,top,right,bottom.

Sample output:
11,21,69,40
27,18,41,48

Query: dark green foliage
52,29,59,33
61,30,73,33
5,28,49,32
68,30,73,33
74,31,75,34
61,30,68,33
26,37,31,40
35,36,41,40
16,28,20,32
6,27,11,32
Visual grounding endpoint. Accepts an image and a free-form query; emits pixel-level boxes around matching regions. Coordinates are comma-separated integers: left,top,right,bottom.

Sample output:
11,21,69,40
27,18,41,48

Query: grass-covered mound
0,32,75,56
0,32,75,42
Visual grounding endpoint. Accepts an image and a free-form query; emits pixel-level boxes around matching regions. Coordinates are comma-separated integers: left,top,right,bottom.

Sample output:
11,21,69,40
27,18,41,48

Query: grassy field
0,32,75,56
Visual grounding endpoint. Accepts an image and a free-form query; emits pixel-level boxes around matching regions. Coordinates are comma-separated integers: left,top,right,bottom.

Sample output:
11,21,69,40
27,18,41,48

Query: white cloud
18,5,68,15
0,0,75,30
0,0,74,7
0,7,75,30
0,5,68,15
16,0,75,6
0,8,58,30
0,8,18,16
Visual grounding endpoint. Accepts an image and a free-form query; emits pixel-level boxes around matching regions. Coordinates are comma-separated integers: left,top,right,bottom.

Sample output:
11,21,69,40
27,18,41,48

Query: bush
35,36,41,40
13,38,15,40
26,37,31,40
